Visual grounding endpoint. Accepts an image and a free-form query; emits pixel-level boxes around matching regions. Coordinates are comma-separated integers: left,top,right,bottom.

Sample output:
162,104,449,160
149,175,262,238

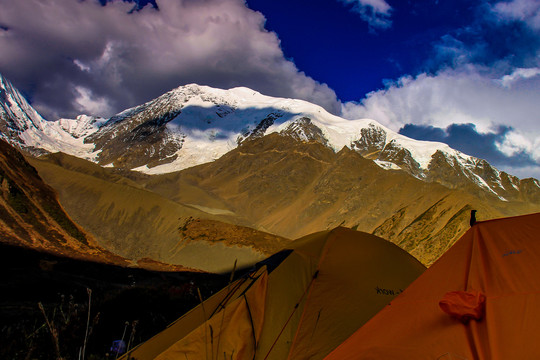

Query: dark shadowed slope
0,242,228,360
0,139,129,265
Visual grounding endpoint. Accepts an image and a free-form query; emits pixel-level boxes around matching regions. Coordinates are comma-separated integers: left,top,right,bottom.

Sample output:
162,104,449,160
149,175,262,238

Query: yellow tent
123,227,425,360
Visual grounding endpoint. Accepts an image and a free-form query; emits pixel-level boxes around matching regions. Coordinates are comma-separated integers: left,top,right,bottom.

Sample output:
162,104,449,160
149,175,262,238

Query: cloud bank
342,0,540,179
492,0,540,30
342,67,540,179
0,0,340,119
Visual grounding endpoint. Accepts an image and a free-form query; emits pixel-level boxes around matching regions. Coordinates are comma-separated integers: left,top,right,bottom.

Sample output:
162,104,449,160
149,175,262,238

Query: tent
324,212,540,360
122,227,425,360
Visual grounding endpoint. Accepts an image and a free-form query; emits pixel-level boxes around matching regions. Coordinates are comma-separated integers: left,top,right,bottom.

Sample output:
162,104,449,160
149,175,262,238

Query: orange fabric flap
439,290,486,323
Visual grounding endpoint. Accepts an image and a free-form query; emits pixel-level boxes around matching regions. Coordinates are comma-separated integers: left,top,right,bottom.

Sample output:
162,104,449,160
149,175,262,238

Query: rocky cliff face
0,74,49,151
349,121,538,202
280,117,330,146
84,85,189,169
425,150,534,202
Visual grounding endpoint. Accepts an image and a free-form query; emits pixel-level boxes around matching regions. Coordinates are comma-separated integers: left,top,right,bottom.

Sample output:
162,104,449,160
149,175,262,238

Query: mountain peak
0,73,100,157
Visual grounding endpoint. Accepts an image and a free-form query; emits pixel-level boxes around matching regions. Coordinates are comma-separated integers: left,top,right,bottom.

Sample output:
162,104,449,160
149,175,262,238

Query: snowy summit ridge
85,83,456,173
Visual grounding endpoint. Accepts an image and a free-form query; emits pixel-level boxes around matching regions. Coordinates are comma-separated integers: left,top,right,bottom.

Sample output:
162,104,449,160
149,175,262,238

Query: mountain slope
0,139,128,265
2,74,540,266
28,153,291,272
141,134,539,265
85,84,540,202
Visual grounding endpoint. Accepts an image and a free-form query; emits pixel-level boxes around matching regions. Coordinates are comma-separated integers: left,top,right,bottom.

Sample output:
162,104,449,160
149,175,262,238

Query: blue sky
246,0,480,100
0,0,539,179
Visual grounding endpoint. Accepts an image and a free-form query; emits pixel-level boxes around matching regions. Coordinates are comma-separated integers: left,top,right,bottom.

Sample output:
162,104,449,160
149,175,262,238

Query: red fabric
439,290,486,323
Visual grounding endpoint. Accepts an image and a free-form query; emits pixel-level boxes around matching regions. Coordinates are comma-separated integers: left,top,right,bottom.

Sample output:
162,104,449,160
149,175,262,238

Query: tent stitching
286,230,337,360
242,293,258,360
305,308,323,355
261,269,320,360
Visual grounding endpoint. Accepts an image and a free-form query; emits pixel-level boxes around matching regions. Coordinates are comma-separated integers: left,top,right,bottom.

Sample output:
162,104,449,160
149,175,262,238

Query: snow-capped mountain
0,74,105,158
1,73,539,201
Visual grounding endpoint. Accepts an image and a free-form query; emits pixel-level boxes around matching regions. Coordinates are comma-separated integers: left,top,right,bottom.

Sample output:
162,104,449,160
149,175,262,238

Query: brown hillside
0,139,129,265
142,134,540,266
29,153,291,273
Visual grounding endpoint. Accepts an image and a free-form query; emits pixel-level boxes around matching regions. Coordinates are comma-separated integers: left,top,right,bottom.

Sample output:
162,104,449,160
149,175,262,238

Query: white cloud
0,0,339,119
341,67,540,172
336,0,392,29
355,0,391,14
499,67,540,87
495,129,536,158
73,86,113,116
73,59,91,72
337,0,540,179
492,0,540,30
496,164,540,180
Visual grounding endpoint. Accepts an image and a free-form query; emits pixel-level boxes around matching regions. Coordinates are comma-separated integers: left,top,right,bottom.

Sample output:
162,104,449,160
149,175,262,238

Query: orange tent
325,212,540,360
122,227,425,360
